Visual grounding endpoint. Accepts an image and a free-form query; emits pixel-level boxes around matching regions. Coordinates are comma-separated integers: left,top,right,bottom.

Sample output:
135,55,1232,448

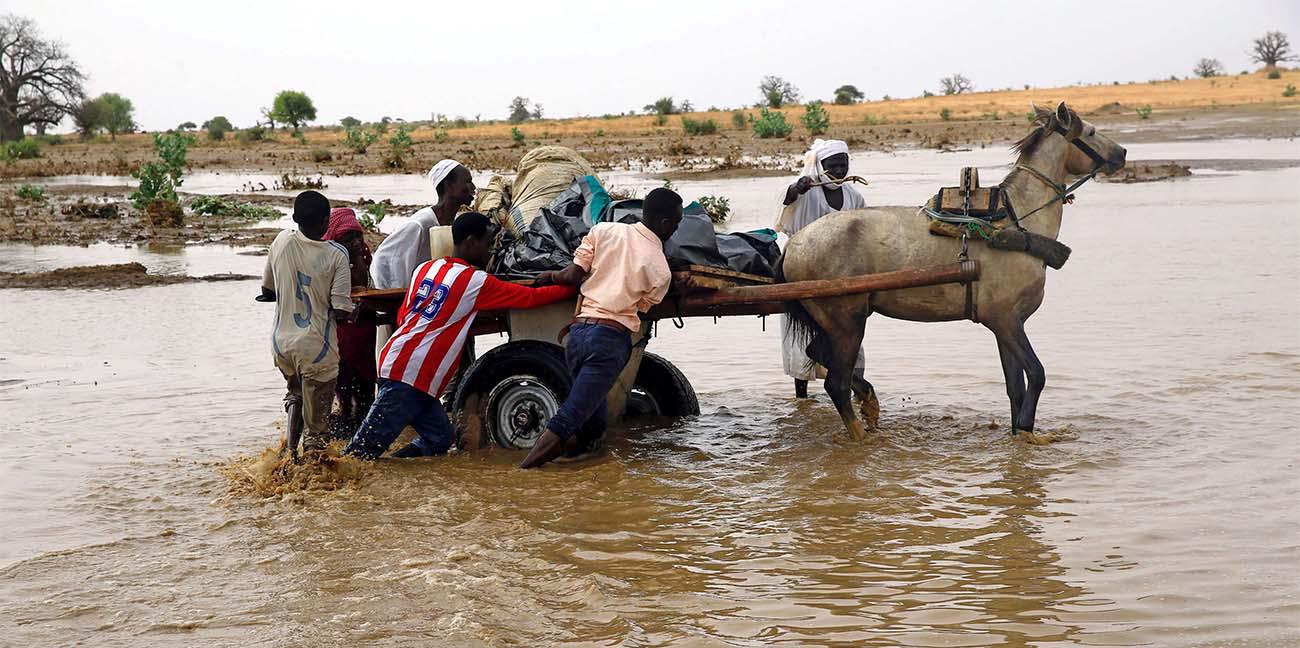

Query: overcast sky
11,0,1298,131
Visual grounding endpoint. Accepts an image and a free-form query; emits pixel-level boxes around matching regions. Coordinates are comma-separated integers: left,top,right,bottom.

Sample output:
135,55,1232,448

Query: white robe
368,207,444,290
780,184,867,381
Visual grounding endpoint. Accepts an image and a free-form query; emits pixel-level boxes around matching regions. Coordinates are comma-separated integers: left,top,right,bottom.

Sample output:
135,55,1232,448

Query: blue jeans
548,323,633,442
344,378,455,459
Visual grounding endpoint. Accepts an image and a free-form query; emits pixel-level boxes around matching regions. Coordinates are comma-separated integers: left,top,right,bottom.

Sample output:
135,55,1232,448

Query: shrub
863,114,881,126
384,126,413,168
204,116,233,141
697,195,730,223
1,138,41,161
130,132,195,212
922,90,935,98
800,101,830,135
340,116,361,129
1136,105,1153,120
681,117,717,135
939,108,952,121
35,134,64,146
358,203,385,232
1267,69,1282,80
311,148,332,162
273,174,327,190
15,184,44,201
594,128,605,137
654,113,668,127
1026,110,1037,123
882,94,891,101
1284,84,1297,97
731,110,747,129
749,107,793,138
982,111,999,120
645,97,680,115
344,126,379,153
511,127,525,146
189,195,280,221
238,125,267,143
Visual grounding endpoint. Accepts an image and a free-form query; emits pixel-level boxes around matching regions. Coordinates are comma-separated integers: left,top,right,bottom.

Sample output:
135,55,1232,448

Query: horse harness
923,122,1106,322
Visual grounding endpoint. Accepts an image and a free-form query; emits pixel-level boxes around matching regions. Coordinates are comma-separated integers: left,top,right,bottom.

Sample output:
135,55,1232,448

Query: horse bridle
1003,116,1109,228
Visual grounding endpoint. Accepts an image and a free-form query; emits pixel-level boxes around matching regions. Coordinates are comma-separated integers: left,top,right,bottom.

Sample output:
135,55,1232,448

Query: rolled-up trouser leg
546,324,632,440
300,376,337,452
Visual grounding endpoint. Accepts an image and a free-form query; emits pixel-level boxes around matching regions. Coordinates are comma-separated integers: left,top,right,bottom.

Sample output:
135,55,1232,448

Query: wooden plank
670,261,979,308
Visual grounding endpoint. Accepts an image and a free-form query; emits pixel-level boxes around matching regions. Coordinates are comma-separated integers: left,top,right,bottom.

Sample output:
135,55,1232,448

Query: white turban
797,139,850,182
425,159,463,197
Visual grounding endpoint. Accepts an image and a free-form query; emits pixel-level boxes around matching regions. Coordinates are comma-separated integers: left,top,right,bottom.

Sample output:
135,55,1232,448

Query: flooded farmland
1,139,1298,647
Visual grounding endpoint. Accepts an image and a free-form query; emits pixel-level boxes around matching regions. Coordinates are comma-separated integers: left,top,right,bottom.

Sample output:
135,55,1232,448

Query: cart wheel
625,352,699,418
452,341,571,450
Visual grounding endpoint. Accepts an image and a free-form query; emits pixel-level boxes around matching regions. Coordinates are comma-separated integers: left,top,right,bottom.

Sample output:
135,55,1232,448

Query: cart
353,261,979,450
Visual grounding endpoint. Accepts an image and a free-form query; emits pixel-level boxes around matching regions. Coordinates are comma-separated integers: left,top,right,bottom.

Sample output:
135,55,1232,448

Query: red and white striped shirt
377,257,574,397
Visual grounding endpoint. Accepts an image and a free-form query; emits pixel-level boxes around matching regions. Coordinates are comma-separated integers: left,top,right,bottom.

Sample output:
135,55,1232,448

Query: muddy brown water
1,140,1298,647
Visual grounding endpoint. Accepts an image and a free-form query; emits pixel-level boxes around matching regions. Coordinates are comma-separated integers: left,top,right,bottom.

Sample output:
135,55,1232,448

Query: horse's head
1027,102,1127,176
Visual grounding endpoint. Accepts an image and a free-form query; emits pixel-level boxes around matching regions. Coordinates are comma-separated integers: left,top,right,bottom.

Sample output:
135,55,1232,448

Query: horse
777,101,1127,444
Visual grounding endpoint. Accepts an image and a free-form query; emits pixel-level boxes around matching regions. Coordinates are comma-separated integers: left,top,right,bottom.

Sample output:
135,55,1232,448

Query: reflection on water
1,140,1298,647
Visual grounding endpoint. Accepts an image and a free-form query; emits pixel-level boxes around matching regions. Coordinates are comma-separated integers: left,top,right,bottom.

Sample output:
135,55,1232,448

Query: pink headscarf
325,207,364,241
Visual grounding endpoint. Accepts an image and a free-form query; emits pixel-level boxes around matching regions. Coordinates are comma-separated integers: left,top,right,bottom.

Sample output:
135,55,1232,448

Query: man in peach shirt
520,188,684,469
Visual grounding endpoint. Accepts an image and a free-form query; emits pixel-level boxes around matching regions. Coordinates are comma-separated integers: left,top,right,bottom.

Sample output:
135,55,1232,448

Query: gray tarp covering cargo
491,181,780,278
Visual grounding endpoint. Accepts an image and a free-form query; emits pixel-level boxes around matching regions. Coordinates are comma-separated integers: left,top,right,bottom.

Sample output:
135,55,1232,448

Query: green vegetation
594,128,605,137
982,111,999,121
384,125,413,168
759,75,800,108
358,203,385,232
340,116,361,129
750,108,793,138
939,108,952,121
1284,84,1297,97
511,127,525,146
71,92,136,140
344,126,380,153
238,125,267,143
697,195,730,223
731,110,747,129
681,117,718,135
1,138,41,161
863,114,882,126
130,132,194,211
1267,69,1282,80
189,195,280,221
177,121,197,131
311,148,332,162
1136,105,1153,120
269,90,317,132
800,101,830,135
833,84,864,105
274,174,326,190
645,97,681,115
15,184,44,201
922,90,935,98
940,74,973,95
203,116,233,141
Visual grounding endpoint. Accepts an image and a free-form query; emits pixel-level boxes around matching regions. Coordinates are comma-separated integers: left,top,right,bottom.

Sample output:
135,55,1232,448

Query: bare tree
1194,58,1223,78
1250,30,1296,68
0,14,86,141
939,74,973,95
758,76,800,108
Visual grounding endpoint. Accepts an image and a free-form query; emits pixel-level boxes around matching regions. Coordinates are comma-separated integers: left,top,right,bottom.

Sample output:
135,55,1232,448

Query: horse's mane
1012,106,1059,156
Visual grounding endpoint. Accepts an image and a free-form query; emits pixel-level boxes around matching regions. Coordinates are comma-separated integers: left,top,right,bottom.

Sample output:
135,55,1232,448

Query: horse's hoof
859,393,881,430
846,420,867,442
1013,429,1054,445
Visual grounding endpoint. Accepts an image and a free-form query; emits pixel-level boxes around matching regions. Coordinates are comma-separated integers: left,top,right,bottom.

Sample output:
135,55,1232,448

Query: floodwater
2,139,1298,647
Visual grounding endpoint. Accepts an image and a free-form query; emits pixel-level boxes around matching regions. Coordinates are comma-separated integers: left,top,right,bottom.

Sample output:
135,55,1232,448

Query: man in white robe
776,139,867,398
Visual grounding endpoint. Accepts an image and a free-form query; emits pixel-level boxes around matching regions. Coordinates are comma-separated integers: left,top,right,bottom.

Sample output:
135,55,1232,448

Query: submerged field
3,70,1298,181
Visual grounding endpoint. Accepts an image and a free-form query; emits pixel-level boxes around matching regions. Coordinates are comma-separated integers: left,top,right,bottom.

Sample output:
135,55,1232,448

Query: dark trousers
548,323,633,443
344,378,455,459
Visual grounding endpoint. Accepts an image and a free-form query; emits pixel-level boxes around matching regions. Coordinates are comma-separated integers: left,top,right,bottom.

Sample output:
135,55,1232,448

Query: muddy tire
625,352,699,418
452,341,571,450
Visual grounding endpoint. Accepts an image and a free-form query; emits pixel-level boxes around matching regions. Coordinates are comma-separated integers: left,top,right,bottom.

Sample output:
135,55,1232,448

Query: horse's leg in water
1002,319,1051,445
994,335,1025,427
807,309,869,441
849,320,880,429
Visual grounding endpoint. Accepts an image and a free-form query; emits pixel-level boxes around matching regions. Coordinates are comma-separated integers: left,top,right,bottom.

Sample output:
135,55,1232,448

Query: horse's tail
774,253,829,369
